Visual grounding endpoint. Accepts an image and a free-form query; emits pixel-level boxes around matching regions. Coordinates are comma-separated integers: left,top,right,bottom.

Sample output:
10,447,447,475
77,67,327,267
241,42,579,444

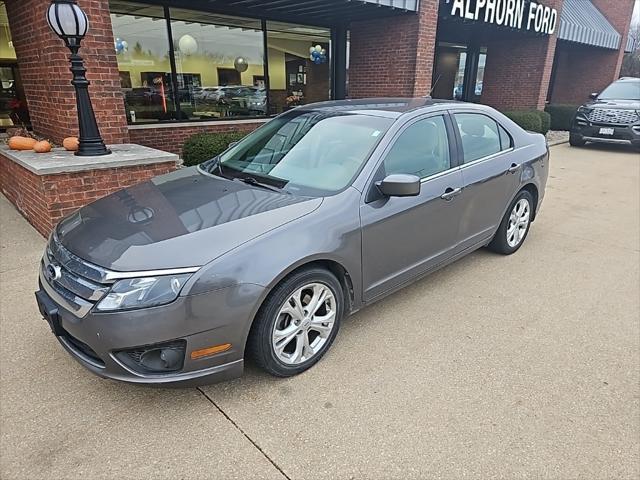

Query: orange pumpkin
63,137,79,151
33,140,52,153
8,136,37,151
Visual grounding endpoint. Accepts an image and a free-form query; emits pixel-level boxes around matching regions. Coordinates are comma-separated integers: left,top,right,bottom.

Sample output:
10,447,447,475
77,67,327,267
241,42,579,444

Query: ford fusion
36,98,549,386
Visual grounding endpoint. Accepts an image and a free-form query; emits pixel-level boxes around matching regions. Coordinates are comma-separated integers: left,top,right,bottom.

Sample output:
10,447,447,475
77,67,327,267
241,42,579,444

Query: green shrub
535,110,552,135
503,111,543,133
182,131,247,167
544,104,579,131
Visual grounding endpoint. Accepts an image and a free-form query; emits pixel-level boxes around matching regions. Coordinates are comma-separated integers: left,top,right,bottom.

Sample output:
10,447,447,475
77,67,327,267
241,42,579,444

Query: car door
451,112,522,250
360,113,464,302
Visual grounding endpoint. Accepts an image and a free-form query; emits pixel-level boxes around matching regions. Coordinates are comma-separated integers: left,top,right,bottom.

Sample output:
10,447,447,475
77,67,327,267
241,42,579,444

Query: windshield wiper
234,176,286,193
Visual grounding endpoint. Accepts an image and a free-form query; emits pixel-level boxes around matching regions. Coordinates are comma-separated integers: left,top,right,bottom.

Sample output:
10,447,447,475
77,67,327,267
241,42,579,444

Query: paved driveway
1,143,639,480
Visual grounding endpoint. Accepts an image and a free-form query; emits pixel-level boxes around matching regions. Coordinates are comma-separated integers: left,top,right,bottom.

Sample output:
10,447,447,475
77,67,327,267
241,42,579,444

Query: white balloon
178,34,198,56
315,45,322,52
121,40,128,49
309,46,315,54
321,48,326,55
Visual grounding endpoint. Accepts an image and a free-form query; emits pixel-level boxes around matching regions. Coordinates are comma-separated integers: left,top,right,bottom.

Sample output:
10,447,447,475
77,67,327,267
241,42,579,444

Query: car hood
586,99,640,110
56,167,321,271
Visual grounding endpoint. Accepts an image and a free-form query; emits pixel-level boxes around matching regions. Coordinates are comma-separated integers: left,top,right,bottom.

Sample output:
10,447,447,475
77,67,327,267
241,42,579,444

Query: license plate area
599,127,615,136
35,290,64,336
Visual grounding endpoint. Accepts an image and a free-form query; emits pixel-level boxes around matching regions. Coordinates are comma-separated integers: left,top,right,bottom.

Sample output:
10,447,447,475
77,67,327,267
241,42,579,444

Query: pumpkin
33,140,52,153
8,136,37,151
63,137,79,151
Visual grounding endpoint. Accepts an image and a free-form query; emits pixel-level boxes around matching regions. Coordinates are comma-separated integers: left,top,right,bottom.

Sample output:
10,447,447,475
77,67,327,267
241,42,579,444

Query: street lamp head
46,0,89,47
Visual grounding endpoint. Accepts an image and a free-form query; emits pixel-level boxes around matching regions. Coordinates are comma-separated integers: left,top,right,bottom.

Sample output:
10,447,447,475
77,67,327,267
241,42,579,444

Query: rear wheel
488,190,534,255
569,134,586,147
246,268,343,377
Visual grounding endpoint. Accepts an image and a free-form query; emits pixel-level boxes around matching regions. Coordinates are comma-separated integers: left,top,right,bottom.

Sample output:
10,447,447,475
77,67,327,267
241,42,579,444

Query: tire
488,190,534,255
569,134,586,147
246,267,344,377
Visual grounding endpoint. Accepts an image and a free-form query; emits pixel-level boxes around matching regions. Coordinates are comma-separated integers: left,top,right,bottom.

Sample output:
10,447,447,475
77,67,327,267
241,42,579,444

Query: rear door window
454,113,505,163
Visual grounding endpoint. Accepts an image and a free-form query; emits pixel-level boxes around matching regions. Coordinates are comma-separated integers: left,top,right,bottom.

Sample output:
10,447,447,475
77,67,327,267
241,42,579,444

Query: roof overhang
166,0,419,26
558,0,621,50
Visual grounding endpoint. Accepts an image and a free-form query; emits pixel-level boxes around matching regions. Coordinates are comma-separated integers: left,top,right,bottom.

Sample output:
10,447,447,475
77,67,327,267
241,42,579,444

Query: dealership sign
448,0,558,35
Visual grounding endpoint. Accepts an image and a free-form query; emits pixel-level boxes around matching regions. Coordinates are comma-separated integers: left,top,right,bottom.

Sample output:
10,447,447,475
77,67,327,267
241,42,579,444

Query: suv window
455,113,507,163
383,115,451,179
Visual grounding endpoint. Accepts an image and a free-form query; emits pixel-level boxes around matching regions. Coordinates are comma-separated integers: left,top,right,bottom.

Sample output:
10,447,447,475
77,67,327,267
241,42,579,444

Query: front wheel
488,190,534,255
246,268,344,377
569,134,586,147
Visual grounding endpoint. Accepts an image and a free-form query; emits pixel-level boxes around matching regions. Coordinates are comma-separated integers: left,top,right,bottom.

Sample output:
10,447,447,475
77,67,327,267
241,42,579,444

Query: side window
454,113,502,163
383,116,451,179
499,124,513,150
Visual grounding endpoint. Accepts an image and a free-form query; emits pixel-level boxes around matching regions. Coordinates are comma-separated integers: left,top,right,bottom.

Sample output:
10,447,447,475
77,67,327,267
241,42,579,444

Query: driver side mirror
589,92,599,100
376,174,421,197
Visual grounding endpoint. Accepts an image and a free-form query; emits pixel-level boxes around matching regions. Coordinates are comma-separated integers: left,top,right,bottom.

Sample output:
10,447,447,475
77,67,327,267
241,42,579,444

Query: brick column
480,0,563,111
5,0,129,145
550,0,635,104
348,0,440,98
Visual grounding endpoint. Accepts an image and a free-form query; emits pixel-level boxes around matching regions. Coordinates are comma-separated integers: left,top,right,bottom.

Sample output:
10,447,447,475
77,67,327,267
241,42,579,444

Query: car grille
40,233,111,318
587,109,640,125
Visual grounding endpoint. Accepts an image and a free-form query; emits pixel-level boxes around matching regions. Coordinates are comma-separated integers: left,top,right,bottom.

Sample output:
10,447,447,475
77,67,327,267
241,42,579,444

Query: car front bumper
36,271,265,387
571,120,640,147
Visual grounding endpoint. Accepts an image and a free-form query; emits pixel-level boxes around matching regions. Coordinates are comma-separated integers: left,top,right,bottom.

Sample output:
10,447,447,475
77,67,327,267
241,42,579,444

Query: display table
0,144,179,236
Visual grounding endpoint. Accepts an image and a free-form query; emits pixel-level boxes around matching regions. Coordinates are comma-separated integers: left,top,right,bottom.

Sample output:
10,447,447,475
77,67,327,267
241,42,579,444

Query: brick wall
348,0,440,98
481,0,564,111
129,121,267,156
590,0,636,79
5,0,129,145
0,152,175,237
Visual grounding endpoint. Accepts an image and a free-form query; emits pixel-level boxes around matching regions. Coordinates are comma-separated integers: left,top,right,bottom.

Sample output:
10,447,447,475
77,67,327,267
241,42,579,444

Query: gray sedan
35,98,549,386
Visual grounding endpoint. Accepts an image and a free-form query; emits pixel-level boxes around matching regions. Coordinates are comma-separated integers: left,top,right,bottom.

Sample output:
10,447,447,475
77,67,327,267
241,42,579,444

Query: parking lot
1,143,638,479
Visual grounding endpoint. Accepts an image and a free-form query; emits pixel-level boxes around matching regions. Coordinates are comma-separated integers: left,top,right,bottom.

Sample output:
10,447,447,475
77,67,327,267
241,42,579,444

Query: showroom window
266,21,331,115
110,2,176,123
169,9,265,120
109,1,335,125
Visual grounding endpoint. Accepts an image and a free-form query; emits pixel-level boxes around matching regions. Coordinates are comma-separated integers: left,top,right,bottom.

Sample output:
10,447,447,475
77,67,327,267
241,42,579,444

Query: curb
548,138,569,147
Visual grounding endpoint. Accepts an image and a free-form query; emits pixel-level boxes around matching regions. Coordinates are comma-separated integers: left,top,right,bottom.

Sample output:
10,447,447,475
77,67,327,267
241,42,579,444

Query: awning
198,0,418,25
558,0,621,50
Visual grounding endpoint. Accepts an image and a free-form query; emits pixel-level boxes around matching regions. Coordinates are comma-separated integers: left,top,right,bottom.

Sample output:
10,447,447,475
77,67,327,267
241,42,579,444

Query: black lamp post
46,0,111,156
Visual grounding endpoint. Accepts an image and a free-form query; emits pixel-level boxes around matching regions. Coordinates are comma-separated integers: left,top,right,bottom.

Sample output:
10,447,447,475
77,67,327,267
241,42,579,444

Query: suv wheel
246,268,343,377
569,134,586,147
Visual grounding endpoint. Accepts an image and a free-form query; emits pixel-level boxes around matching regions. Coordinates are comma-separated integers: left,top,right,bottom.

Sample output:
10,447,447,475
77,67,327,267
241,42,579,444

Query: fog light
140,348,182,371
115,340,186,374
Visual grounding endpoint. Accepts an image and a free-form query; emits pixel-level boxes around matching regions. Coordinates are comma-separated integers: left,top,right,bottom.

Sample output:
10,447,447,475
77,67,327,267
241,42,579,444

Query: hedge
182,131,247,167
503,111,543,134
544,104,579,131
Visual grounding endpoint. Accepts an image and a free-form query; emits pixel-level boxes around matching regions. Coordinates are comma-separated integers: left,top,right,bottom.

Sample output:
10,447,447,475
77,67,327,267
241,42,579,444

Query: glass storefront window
110,2,176,123
109,1,335,124
0,1,29,129
266,21,331,114
169,9,265,120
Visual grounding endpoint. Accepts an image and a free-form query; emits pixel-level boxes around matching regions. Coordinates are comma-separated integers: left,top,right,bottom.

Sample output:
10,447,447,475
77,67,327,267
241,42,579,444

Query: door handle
507,163,521,174
441,187,462,201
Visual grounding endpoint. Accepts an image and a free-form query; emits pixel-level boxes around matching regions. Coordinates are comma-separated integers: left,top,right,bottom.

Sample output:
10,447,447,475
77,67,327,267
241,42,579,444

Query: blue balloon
314,57,322,65
311,50,320,59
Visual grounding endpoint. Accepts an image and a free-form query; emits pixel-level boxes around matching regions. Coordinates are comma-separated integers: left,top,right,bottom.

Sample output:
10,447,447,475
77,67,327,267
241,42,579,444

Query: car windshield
204,110,393,196
598,81,640,100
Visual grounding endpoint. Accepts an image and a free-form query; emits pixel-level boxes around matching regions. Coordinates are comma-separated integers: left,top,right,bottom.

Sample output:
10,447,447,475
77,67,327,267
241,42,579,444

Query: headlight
96,274,192,312
577,106,592,115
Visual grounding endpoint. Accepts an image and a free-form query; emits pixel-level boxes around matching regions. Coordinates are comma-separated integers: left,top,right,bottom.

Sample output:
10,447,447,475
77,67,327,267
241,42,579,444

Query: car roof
298,97,466,119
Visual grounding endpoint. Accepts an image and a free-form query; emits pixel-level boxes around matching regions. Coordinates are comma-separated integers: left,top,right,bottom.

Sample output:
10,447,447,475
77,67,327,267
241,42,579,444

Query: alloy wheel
506,198,531,248
271,282,337,365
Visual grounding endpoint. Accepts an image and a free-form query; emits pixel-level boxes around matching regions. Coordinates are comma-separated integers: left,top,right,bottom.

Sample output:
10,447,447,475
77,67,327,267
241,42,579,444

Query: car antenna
428,74,442,98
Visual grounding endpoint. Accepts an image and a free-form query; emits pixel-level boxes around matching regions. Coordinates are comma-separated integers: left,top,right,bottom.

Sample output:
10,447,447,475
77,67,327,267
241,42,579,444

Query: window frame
109,1,336,126
450,111,515,166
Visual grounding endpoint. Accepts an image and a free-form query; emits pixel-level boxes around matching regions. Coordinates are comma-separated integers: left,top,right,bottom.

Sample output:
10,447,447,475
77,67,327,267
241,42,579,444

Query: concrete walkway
1,143,639,479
